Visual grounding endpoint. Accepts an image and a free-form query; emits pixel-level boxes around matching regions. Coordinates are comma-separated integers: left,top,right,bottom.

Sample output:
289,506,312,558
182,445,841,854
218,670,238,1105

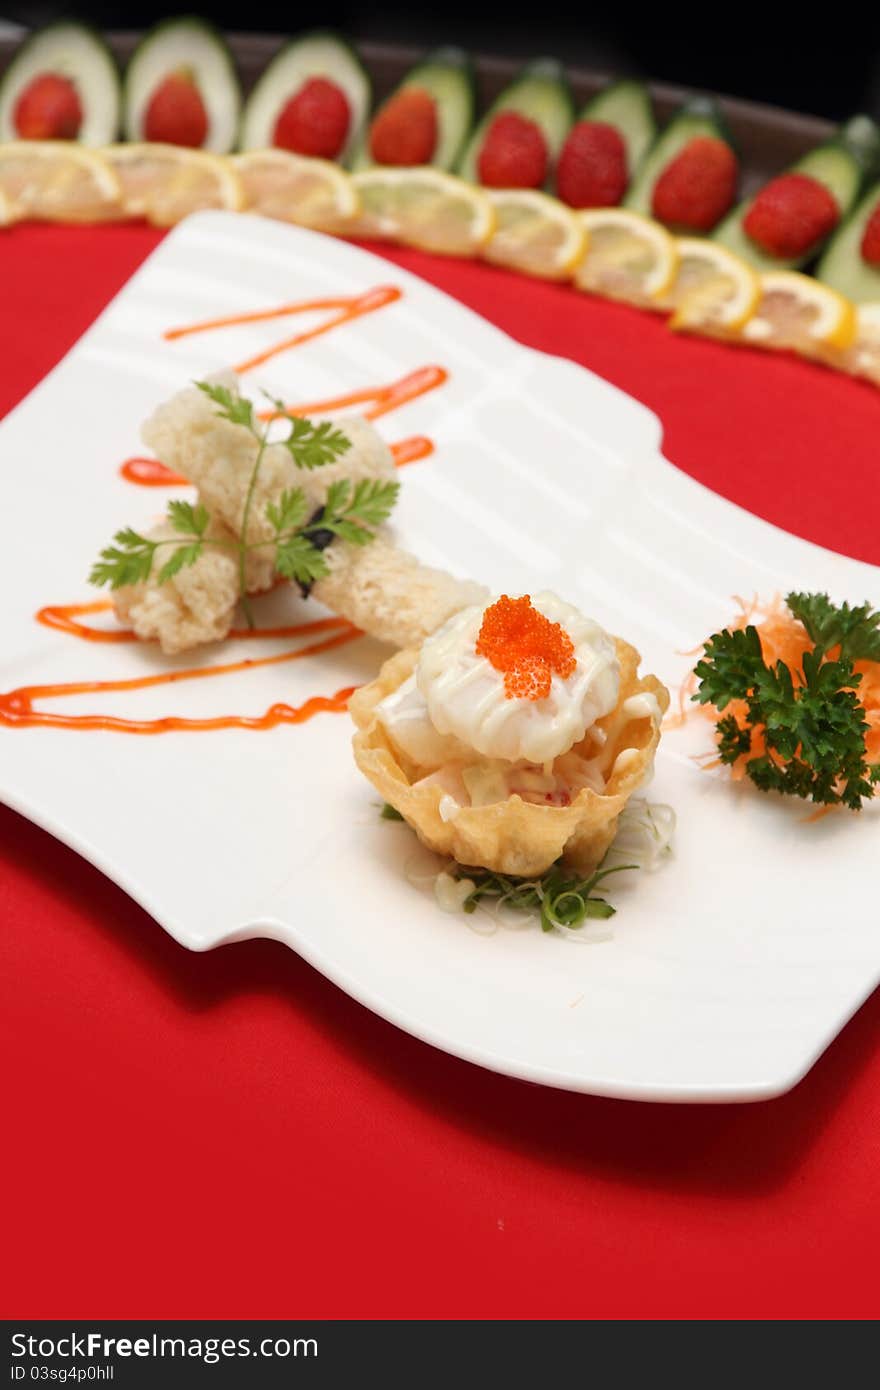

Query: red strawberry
369,86,438,165
13,72,82,140
556,120,628,208
144,71,208,147
272,77,351,160
861,202,880,266
744,172,839,258
651,136,738,232
477,111,548,189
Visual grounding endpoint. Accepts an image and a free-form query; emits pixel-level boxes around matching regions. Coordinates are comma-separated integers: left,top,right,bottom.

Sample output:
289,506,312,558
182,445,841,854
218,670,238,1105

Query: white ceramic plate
2,211,878,1102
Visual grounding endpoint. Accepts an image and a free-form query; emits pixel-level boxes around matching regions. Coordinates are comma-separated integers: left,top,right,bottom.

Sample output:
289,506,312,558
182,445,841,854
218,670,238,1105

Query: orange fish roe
475,595,576,701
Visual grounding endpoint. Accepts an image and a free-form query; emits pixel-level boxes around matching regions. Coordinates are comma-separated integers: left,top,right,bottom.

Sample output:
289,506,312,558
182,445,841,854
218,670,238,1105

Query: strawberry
13,72,82,140
369,86,438,166
272,77,351,160
144,71,208,147
744,172,840,258
556,120,628,208
651,136,738,232
859,202,880,266
477,111,548,189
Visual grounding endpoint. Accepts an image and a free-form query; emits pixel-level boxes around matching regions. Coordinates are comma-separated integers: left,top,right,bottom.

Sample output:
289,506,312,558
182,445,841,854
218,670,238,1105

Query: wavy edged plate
1,210,877,1102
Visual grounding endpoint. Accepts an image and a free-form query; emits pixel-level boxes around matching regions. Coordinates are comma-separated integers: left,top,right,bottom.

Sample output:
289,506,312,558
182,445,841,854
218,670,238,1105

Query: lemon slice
573,208,677,306
103,143,244,227
231,149,359,233
667,238,760,331
836,302,880,385
351,166,495,257
0,141,120,222
0,184,14,226
742,270,857,355
481,188,586,281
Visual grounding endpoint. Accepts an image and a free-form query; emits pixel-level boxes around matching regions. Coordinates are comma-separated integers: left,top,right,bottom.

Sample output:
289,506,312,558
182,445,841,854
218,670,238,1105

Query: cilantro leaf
322,478,352,516
195,379,254,430
88,529,157,589
265,487,308,535
167,499,209,537
91,379,392,629
283,416,351,470
347,478,400,528
157,542,204,584
274,534,331,586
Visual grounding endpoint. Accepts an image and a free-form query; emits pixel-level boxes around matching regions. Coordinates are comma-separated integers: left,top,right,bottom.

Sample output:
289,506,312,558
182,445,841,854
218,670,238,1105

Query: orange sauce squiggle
259,366,448,423
119,368,445,487
2,612,361,734
164,286,402,374
121,437,433,487
18,287,442,736
119,457,183,487
391,436,434,467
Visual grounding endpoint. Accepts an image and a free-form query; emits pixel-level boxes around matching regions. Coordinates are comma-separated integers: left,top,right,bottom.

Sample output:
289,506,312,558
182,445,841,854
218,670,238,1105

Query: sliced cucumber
817,180,880,304
580,79,656,176
625,96,733,217
124,17,241,154
354,46,475,171
457,58,574,187
239,31,370,165
0,22,120,145
714,114,880,271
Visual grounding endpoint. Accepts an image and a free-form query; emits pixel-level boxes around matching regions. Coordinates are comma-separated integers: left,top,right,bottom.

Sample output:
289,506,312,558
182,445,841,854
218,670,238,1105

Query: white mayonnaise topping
376,674,466,768
622,692,663,723
416,591,620,764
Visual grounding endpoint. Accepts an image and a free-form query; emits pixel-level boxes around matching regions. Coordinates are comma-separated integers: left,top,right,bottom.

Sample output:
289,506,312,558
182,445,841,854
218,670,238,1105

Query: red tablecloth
2,224,879,1321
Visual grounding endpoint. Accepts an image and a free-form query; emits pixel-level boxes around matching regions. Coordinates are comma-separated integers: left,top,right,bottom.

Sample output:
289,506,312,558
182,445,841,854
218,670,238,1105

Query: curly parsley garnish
693,591,880,811
90,380,399,627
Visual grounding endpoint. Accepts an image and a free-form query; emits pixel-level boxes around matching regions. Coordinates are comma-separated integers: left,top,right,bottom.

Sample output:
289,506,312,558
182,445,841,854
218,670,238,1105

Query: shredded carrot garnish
681,594,880,786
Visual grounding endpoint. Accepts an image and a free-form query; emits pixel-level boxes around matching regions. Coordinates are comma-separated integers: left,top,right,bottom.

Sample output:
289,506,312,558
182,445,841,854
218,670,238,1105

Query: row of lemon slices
2,141,878,387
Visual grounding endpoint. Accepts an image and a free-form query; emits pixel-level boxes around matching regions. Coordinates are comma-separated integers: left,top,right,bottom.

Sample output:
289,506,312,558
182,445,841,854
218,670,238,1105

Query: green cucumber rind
123,15,241,153
817,179,880,304
0,19,120,87
456,57,575,188
238,30,371,165
0,21,121,145
624,97,734,219
714,115,880,271
580,78,657,175
354,46,476,172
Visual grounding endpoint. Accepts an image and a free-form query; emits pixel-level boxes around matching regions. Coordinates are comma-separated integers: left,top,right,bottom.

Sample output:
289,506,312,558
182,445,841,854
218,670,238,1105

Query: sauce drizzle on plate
7,284,445,734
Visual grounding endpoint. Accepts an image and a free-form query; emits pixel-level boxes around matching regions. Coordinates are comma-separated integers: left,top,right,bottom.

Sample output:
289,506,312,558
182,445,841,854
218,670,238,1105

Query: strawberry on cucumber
715,114,880,271
625,97,738,232
124,17,240,152
817,180,880,304
457,58,573,190
356,46,474,171
239,32,370,165
0,22,120,145
556,79,656,208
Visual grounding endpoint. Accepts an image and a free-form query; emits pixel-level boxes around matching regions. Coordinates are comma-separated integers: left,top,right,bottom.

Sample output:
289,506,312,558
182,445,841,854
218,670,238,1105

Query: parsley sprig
90,381,399,626
693,591,880,811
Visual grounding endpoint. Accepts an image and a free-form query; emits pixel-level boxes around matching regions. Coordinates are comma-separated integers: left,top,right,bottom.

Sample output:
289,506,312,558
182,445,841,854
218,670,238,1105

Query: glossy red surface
2,223,879,1319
